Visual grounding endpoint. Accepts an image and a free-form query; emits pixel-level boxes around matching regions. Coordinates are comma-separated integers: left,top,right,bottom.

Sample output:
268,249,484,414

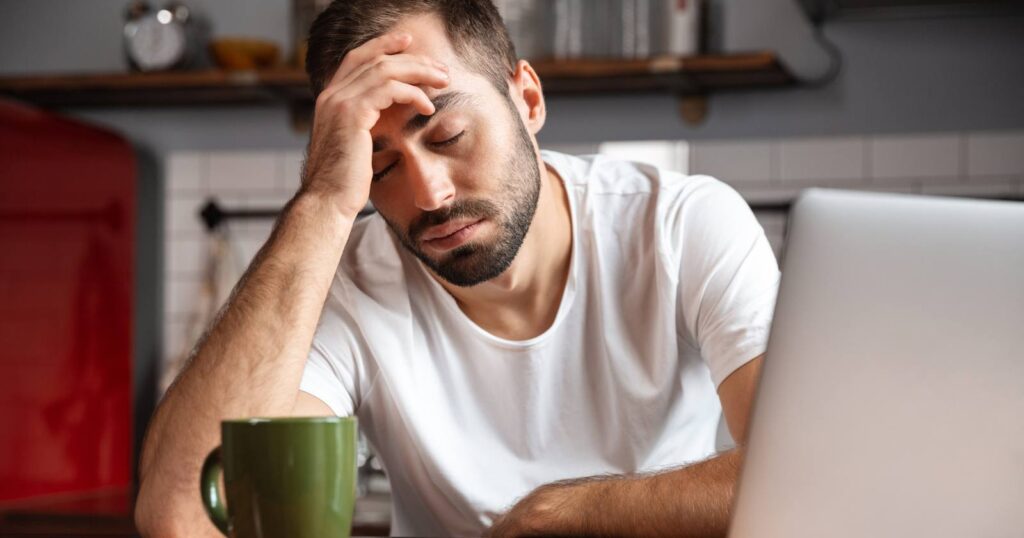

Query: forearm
136,190,354,536
492,450,742,538
584,449,742,537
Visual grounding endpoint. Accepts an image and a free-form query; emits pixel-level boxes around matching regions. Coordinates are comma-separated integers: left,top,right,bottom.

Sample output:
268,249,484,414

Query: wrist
292,187,361,227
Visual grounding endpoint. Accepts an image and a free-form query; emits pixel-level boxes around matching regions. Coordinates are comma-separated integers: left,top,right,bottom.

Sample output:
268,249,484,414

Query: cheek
455,132,510,187
368,185,402,222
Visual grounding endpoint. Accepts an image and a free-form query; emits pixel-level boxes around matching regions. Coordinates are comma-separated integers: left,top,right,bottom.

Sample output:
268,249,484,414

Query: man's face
367,14,542,287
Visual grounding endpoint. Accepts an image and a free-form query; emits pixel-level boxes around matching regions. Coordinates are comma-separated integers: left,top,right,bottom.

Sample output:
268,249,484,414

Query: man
135,1,779,536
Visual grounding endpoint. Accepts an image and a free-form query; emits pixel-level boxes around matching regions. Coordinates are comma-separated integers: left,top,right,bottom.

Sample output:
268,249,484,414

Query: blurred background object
0,99,161,508
123,1,211,72
291,0,333,69
208,37,281,71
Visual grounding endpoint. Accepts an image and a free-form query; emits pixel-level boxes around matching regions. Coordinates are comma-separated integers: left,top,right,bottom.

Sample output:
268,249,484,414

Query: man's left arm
488,355,764,538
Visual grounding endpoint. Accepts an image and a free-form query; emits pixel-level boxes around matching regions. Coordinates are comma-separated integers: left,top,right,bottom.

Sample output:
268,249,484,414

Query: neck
435,158,573,340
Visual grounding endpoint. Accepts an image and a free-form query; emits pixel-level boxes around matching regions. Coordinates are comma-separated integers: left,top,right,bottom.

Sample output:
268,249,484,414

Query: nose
406,154,455,212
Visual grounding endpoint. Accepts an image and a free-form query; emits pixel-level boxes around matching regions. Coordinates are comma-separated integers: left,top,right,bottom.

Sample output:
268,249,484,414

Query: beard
379,102,542,288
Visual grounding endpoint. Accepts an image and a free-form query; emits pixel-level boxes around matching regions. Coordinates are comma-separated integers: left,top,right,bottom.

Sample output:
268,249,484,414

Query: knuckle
371,58,393,75
385,80,409,98
314,91,333,109
334,97,356,115
319,93,345,114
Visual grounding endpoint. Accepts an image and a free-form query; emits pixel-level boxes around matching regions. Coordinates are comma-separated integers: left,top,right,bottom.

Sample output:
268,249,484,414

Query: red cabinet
0,100,135,502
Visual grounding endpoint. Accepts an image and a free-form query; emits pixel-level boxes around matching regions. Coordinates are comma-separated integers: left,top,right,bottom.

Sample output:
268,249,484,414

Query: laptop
729,189,1024,538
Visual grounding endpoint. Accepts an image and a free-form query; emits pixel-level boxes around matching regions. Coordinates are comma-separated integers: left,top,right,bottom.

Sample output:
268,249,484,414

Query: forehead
390,12,463,77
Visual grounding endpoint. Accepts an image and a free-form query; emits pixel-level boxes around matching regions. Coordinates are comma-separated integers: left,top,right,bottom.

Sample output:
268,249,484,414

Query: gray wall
2,1,1022,153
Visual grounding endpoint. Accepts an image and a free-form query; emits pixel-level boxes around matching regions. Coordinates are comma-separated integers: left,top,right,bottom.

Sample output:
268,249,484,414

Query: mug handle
200,446,230,535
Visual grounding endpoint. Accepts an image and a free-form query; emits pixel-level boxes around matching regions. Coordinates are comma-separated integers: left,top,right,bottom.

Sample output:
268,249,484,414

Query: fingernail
435,61,448,71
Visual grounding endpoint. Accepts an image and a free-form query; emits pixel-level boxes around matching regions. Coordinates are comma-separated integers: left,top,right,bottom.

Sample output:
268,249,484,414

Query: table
0,487,391,537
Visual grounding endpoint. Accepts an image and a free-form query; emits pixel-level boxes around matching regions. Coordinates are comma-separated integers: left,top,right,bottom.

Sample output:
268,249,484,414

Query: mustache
409,199,500,242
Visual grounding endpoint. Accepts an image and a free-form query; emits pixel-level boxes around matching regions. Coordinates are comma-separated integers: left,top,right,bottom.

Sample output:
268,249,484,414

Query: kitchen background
1,0,1022,534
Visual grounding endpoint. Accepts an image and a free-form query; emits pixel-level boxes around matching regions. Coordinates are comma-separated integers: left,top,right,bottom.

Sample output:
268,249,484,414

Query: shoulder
541,149,660,196
541,148,734,204
542,148,744,233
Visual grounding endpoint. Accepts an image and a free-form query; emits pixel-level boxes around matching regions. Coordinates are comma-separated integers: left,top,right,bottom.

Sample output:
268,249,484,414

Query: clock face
125,15,187,71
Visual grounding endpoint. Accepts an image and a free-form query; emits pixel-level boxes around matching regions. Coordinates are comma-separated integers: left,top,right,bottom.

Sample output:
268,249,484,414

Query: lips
420,218,483,242
419,218,485,252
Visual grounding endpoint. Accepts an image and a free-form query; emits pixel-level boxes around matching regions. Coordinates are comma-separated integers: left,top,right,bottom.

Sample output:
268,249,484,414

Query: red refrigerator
0,98,160,506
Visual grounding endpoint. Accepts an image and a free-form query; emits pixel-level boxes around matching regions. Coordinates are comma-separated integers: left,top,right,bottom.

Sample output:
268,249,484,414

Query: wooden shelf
0,52,793,109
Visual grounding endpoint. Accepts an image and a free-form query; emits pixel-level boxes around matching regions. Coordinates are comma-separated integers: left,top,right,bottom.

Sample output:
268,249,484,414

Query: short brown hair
305,0,518,99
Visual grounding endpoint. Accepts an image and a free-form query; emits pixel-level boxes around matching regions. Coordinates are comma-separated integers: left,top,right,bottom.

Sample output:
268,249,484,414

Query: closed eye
430,130,466,148
371,131,467,182
372,162,397,183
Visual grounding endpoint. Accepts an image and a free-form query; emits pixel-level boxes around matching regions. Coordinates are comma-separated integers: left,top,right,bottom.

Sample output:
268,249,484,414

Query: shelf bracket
678,94,708,126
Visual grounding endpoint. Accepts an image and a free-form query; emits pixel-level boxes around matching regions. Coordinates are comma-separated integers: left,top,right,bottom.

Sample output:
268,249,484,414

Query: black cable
799,23,844,88
791,0,844,88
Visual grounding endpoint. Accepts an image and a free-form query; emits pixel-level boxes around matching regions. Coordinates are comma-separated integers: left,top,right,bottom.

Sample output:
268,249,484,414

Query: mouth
420,218,485,252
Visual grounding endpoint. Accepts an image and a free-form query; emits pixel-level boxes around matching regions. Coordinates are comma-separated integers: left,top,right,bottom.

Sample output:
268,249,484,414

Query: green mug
200,416,358,537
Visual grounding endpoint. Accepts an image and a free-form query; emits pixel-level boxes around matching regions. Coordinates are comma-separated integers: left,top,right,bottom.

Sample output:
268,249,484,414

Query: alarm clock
123,1,207,72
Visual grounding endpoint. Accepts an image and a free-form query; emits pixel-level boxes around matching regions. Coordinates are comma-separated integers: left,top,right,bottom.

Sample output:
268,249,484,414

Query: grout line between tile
958,131,969,183
864,136,874,185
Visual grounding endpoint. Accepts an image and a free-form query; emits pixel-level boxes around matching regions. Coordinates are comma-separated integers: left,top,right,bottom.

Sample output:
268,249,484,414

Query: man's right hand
301,32,451,220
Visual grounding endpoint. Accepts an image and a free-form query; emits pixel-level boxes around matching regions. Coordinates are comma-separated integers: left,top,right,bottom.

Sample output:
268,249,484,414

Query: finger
341,56,449,97
324,59,447,117
323,79,436,132
337,53,448,93
370,79,436,117
333,80,434,133
328,32,412,89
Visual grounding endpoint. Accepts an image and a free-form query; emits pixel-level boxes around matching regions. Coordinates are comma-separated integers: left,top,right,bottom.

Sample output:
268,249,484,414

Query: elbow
134,482,165,537
134,477,184,538
134,467,220,538
134,496,191,538
134,498,157,537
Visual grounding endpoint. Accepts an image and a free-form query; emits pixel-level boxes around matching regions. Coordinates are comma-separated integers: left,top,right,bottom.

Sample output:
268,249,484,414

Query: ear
508,59,546,135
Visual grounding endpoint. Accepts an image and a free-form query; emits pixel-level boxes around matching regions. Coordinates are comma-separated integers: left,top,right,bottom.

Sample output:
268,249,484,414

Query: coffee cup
200,416,358,537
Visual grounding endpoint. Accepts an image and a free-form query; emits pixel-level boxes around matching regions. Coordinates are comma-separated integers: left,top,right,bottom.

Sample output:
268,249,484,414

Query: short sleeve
298,278,361,417
669,177,780,388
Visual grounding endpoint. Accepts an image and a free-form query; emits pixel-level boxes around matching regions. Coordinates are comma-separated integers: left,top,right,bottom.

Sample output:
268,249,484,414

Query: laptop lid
729,189,1024,538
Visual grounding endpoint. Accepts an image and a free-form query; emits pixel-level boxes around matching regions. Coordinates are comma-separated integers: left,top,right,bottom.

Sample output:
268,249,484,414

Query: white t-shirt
299,150,780,537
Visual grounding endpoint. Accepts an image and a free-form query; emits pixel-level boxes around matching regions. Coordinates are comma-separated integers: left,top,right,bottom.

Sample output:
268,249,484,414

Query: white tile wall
869,133,960,181
164,318,189,366
165,278,201,319
966,131,1024,177
164,192,207,236
689,139,775,184
162,150,303,369
597,140,688,172
165,237,205,277
281,150,306,190
165,152,205,192
920,180,1019,198
160,130,1024,375
207,150,281,192
778,136,867,183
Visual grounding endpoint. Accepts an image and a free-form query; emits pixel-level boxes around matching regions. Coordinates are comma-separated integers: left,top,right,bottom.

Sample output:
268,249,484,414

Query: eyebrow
372,91,471,153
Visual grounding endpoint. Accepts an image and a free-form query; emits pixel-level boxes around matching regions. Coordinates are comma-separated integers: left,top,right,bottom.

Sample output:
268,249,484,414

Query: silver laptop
730,189,1024,538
